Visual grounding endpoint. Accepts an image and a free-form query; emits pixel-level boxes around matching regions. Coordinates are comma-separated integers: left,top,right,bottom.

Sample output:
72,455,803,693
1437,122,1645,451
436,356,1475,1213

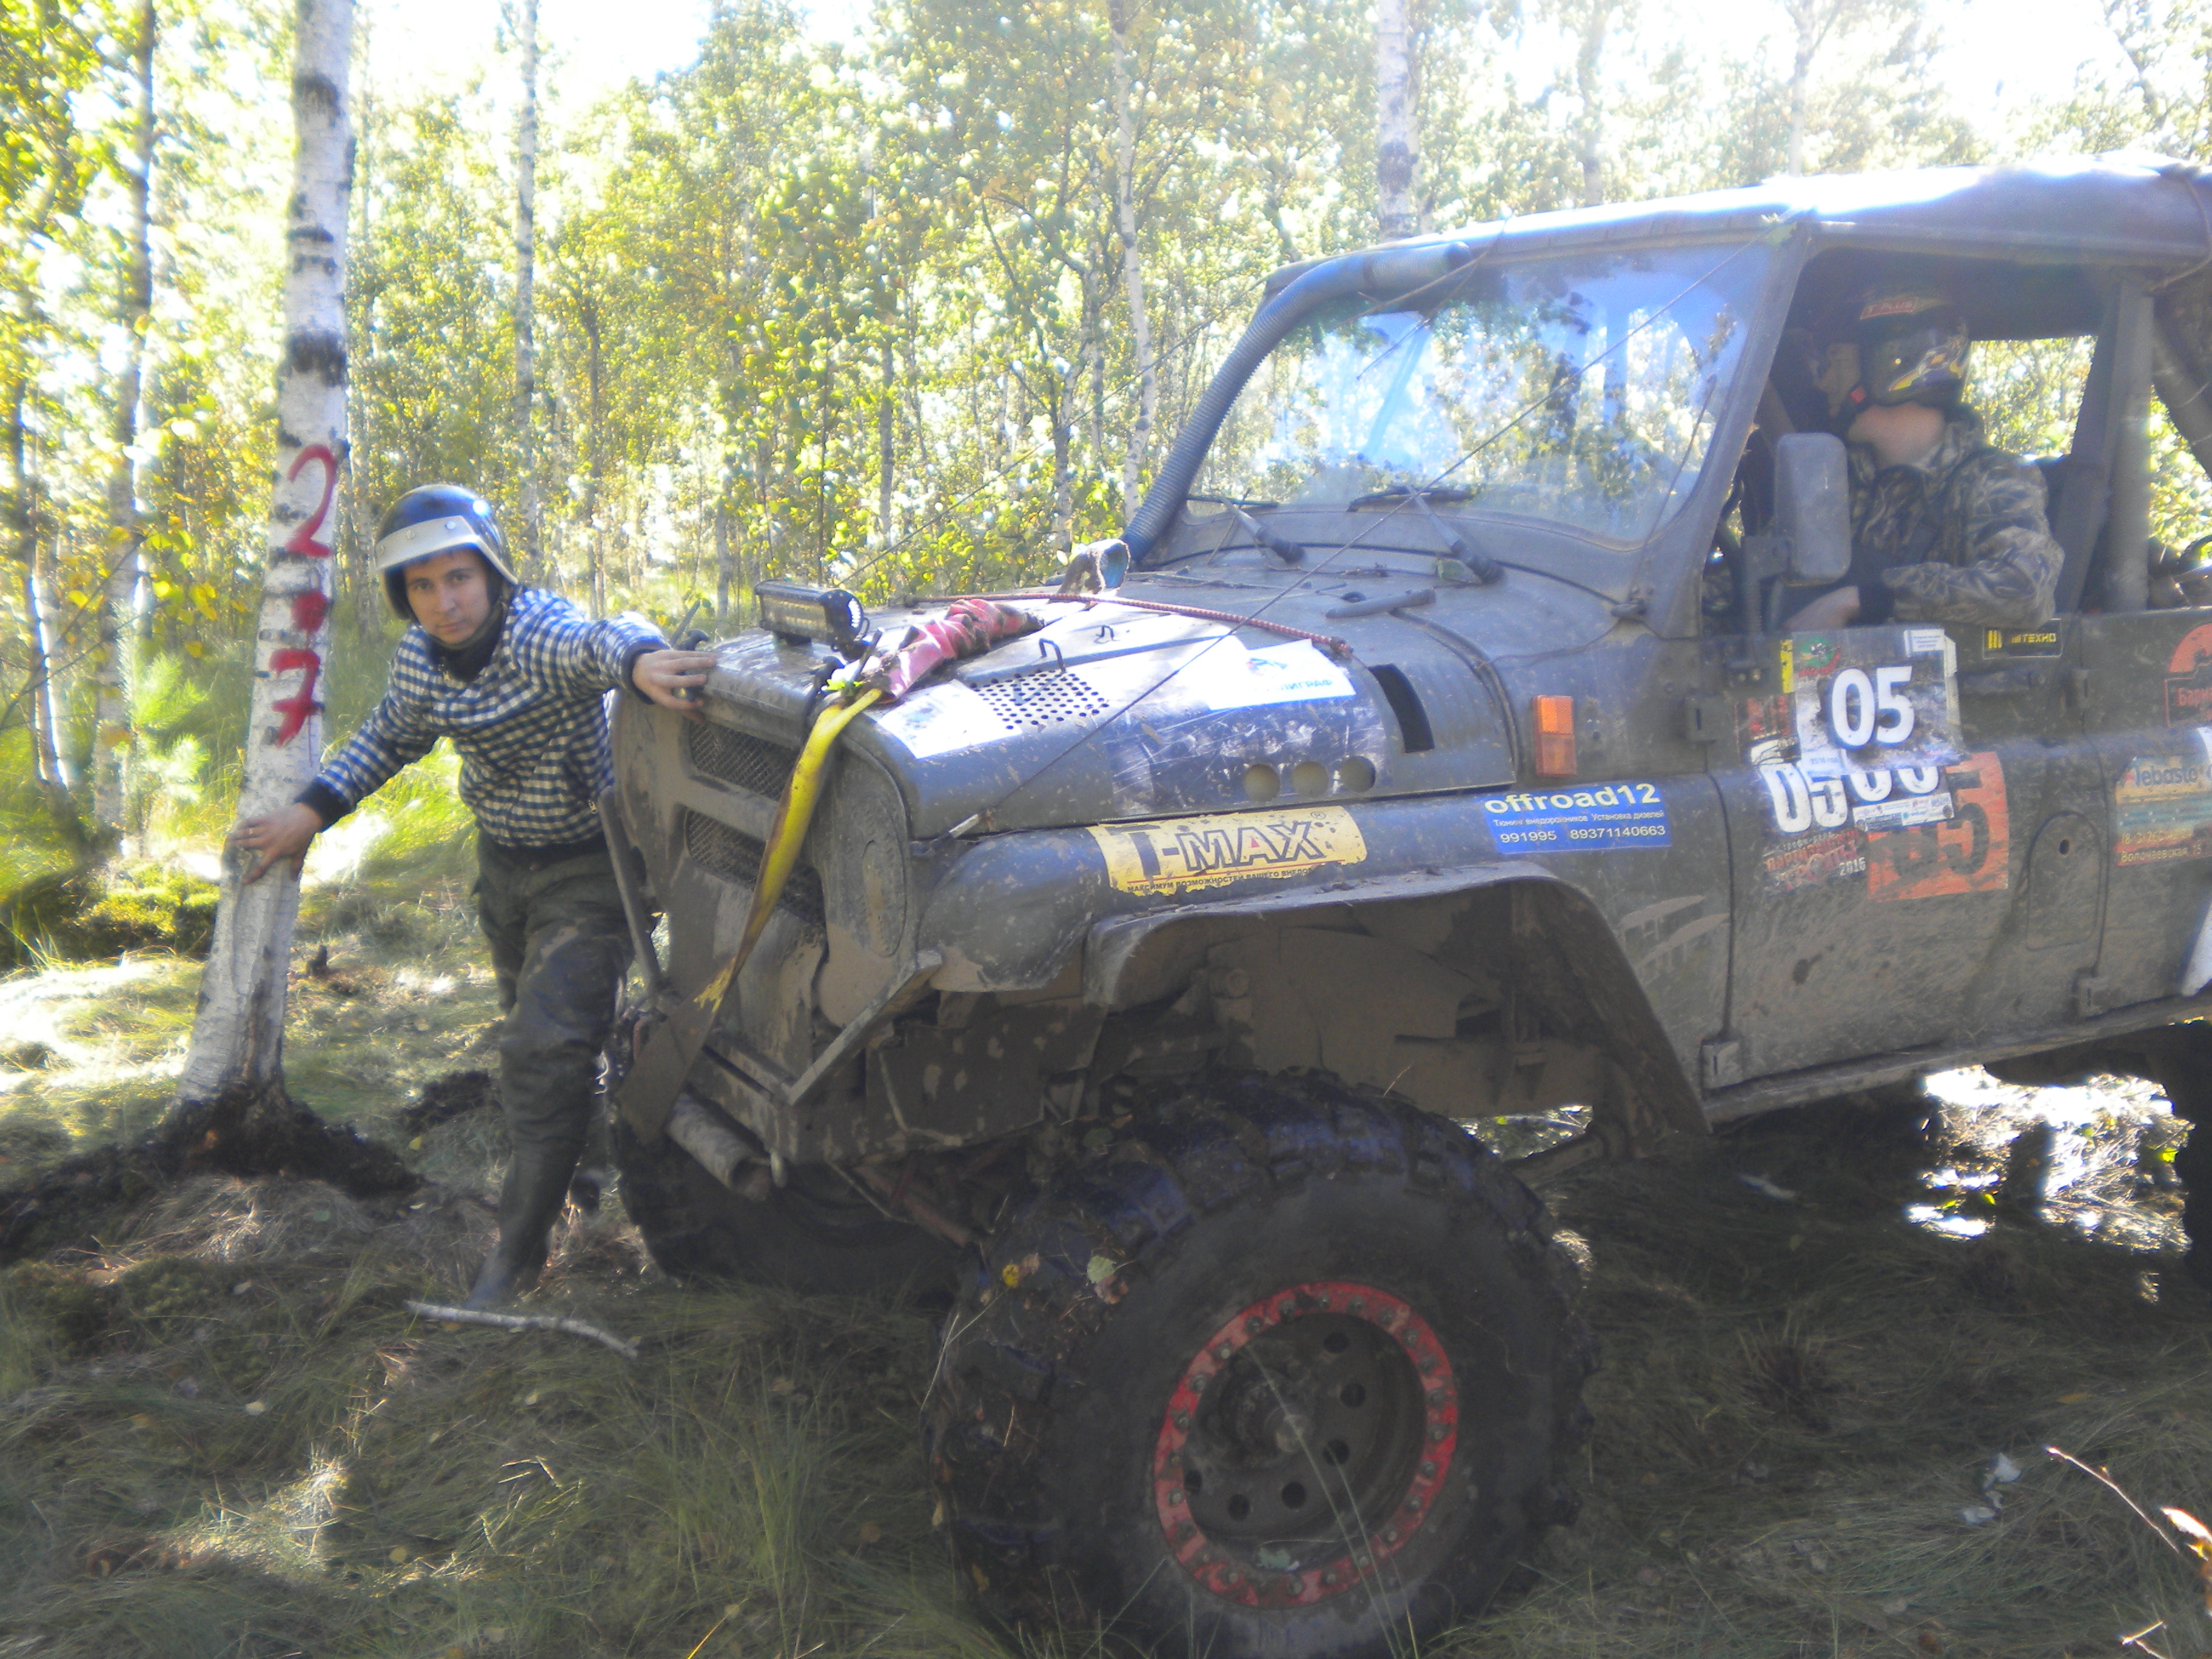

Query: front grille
974,669,1113,730
686,720,799,798
682,809,825,928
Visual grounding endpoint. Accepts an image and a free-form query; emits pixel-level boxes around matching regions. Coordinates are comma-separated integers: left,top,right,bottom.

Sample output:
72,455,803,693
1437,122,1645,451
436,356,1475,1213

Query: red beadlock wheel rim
1150,1280,1460,1608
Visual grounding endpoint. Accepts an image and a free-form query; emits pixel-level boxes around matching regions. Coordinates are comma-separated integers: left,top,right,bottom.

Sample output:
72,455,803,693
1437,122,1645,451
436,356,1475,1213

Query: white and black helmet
374,484,519,617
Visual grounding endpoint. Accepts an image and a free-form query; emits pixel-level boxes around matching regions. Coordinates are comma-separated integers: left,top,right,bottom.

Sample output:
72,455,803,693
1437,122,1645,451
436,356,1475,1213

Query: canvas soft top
1263,156,2212,304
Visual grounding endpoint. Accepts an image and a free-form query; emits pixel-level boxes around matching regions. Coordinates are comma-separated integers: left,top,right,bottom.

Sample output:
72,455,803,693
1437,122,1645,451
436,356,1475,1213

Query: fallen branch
402,1300,639,1359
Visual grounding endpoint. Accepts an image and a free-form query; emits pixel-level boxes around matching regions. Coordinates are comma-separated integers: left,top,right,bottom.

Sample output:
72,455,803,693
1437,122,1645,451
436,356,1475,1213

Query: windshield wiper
1229,504,1304,566
1346,484,1501,584
1347,483,1472,508
1185,492,1282,509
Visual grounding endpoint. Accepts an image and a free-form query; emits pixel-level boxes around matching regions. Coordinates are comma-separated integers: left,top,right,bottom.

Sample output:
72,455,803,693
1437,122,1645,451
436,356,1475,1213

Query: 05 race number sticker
1088,806,1367,897
1786,629,1960,780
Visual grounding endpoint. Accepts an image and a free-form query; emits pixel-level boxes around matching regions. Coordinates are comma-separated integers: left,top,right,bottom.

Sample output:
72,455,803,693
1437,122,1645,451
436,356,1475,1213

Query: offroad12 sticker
2115,732,2212,866
1089,805,1367,897
1783,627,1960,780
1481,782,1671,856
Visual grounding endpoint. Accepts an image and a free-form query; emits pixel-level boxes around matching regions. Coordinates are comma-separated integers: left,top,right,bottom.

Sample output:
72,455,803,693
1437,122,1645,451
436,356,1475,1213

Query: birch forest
0,0,2202,903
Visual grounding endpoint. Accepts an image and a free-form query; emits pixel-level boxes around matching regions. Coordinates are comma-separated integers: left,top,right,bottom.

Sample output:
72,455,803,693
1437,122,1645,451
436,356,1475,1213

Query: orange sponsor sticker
1866,751,2009,902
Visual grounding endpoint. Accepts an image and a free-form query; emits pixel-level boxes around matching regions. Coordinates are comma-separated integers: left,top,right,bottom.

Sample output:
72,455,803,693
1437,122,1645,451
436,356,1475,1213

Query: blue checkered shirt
306,588,665,849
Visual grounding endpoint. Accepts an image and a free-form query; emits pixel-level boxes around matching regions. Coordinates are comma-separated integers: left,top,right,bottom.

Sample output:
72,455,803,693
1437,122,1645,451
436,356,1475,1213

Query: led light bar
756,580,870,656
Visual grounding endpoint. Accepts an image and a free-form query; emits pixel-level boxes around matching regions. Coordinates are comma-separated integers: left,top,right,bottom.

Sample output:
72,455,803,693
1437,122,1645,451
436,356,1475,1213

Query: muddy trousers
465,836,634,1307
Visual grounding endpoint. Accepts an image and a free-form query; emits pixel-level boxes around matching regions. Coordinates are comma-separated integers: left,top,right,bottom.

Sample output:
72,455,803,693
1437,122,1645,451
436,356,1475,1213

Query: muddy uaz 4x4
602,158,2212,1658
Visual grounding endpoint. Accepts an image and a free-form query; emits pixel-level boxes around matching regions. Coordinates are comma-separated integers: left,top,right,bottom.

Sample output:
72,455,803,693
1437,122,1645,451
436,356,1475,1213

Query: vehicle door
2070,279,2212,1013
1702,270,2116,1082
1709,615,2043,1080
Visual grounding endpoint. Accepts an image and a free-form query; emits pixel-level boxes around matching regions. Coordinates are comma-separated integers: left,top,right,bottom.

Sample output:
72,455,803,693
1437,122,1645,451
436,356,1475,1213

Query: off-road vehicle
600,156,2212,1658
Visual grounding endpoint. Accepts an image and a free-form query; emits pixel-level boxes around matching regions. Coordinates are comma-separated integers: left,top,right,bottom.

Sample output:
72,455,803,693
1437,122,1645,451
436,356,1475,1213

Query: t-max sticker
1088,805,1367,897
1752,751,2008,899
1483,782,1672,855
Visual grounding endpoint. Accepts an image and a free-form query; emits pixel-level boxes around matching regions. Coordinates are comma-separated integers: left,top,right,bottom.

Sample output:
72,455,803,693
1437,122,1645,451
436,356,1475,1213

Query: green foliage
64,862,221,957
1,0,2199,863
0,860,220,965
0,1261,107,1352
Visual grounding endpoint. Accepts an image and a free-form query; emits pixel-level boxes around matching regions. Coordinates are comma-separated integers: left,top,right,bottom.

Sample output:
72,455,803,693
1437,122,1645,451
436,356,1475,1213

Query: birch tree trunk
350,7,380,640
1782,0,1847,176
877,335,895,549
1572,0,1612,207
176,0,352,1113
94,0,157,842
1108,0,1156,514
1375,0,1416,240
713,502,732,631
512,0,543,579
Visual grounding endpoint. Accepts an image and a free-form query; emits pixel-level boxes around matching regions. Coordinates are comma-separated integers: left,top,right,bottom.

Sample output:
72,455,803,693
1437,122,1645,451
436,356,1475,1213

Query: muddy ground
5,875,2212,1658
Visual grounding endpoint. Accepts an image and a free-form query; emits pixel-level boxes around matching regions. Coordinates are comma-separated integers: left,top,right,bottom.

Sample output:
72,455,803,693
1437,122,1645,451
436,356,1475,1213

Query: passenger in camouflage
1786,287,2062,632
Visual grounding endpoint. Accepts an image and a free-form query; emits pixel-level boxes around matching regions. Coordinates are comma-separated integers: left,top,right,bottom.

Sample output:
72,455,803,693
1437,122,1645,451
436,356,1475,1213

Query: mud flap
2182,890,2212,996
615,994,712,1143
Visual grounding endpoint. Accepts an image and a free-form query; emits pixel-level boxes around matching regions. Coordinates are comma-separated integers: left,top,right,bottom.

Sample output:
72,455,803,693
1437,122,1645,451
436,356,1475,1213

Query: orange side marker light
1533,695,1576,778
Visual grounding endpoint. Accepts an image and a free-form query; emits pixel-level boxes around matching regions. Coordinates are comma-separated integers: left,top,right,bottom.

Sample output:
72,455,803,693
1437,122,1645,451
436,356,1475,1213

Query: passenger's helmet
374,484,519,618
1846,286,1969,411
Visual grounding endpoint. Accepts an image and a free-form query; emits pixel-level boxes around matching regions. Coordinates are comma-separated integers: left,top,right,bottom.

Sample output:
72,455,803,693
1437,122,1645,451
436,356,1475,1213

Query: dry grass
7,840,2212,1655
1466,1090,2212,1659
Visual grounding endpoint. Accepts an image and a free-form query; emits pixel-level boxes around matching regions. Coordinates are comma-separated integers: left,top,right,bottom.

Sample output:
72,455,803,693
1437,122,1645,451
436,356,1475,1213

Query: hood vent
974,670,1113,731
1369,663,1435,752
682,808,824,928
686,720,799,799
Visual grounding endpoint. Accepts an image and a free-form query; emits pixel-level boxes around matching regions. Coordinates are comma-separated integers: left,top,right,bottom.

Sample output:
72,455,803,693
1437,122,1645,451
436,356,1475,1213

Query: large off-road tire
924,1071,1594,1659
612,1117,961,1298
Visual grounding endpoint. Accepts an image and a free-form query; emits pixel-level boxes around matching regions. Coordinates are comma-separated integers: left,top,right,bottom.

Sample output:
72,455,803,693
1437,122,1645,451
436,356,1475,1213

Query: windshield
1190,242,1769,548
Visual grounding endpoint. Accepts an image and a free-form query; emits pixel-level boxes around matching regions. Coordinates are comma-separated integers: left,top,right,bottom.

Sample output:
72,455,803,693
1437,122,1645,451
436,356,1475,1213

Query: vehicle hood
700,566,1621,837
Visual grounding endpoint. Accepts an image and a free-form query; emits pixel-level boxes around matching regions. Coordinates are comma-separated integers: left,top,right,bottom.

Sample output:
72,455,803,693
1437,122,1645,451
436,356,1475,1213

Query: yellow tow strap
694,686,883,1010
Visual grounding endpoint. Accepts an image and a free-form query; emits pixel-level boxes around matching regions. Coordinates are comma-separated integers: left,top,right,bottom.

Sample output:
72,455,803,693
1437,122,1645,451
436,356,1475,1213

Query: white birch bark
513,0,542,579
1375,0,1416,240
1108,0,1156,514
27,535,70,791
95,0,157,839
1569,0,1615,207
178,0,351,1106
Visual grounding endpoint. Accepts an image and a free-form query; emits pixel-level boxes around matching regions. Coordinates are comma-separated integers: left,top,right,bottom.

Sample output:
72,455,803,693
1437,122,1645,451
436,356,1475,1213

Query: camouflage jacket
1847,407,2062,628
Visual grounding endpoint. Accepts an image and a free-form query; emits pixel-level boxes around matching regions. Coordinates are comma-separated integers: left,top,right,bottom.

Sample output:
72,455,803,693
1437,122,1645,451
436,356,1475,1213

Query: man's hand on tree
632,649,719,720
233,802,325,884
1785,586,1863,631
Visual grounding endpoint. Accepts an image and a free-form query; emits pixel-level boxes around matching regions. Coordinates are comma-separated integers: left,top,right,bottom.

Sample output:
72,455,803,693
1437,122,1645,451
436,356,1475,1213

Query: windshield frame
1131,229,1804,618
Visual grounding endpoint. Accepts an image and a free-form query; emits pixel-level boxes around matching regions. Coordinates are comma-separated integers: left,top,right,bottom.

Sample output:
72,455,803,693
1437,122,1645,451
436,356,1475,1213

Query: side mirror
1774,432,1852,583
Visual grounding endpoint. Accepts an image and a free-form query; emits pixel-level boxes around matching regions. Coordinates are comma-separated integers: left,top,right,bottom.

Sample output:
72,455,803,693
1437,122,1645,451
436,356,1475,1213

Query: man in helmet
1785,286,2062,631
229,484,719,1308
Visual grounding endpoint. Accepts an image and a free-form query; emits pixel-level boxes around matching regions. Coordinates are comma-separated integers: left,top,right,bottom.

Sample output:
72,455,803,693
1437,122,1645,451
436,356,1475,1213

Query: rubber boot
463,1143,580,1309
